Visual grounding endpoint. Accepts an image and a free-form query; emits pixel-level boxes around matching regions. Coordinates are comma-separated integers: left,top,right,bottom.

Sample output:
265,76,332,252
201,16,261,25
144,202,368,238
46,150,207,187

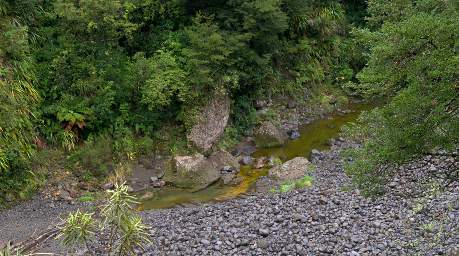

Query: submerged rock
152,180,166,188
287,130,300,140
254,158,266,169
170,151,239,191
241,144,256,155
221,173,243,186
254,121,286,148
140,191,154,200
239,156,254,166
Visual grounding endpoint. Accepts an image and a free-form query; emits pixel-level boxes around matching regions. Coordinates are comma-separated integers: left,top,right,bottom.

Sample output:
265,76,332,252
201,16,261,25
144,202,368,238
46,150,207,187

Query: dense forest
0,0,458,203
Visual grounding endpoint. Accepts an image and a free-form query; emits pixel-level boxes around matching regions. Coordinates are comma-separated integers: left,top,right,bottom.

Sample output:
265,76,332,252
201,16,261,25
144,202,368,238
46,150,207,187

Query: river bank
136,103,372,210
0,100,363,252
137,140,458,255
1,139,458,255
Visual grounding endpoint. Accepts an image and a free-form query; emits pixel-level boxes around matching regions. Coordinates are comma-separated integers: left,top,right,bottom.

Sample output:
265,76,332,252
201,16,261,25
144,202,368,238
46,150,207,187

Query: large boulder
187,93,230,152
170,151,239,191
268,157,311,182
254,121,286,148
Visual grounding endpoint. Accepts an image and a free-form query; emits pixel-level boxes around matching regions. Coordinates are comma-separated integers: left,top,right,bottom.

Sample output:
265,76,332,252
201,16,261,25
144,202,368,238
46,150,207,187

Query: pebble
258,228,270,237
200,239,210,246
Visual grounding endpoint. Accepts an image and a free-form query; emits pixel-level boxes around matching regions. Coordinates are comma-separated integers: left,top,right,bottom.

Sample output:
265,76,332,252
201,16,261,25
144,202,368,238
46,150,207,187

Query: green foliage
67,134,155,180
30,0,359,147
344,0,459,196
279,182,296,193
115,215,150,256
134,51,187,111
101,183,151,255
78,192,96,203
295,175,314,188
273,175,314,193
231,95,258,134
217,126,241,151
101,183,139,228
58,183,150,255
0,0,372,199
58,210,95,249
0,0,41,203
67,136,114,178
182,13,244,95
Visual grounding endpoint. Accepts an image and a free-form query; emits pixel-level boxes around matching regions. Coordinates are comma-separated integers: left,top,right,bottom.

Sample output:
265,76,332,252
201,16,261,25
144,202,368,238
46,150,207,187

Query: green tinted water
138,104,370,210
137,167,268,210
253,104,370,160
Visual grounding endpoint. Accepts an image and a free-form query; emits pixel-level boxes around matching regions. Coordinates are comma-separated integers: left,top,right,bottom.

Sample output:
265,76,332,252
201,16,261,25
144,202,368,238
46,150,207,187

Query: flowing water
137,104,371,210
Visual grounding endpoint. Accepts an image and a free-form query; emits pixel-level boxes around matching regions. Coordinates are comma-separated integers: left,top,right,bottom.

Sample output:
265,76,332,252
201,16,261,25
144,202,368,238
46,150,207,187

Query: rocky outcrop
187,93,230,152
254,121,286,148
169,151,239,191
268,157,311,182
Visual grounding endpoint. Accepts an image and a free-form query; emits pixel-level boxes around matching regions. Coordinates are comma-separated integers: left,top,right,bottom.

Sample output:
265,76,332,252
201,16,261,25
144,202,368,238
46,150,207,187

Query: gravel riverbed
139,141,459,256
1,141,458,255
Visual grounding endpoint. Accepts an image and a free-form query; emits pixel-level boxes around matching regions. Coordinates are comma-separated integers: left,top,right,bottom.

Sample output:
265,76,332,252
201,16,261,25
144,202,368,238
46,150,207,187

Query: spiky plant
101,183,150,255
58,210,95,250
116,215,151,256
58,183,151,255
101,182,138,237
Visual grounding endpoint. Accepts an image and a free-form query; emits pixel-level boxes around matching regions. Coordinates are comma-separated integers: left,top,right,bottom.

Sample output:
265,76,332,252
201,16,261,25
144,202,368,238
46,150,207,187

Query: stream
137,104,370,210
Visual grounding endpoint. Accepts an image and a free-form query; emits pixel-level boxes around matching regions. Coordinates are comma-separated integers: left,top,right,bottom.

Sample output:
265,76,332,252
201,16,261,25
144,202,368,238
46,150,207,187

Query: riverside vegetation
1,0,456,203
0,0,458,254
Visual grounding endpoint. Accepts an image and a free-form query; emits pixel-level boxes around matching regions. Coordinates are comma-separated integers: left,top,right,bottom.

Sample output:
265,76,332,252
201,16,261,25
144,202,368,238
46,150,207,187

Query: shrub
58,183,151,255
58,210,95,250
343,0,459,196
67,136,114,178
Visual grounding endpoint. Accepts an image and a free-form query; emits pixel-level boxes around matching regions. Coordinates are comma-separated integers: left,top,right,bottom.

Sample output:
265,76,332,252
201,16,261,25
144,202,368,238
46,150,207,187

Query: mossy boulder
268,157,312,182
169,150,239,191
254,121,286,148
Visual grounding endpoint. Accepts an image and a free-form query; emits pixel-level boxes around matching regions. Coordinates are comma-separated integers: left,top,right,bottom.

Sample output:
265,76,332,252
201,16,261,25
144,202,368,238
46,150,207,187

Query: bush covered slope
0,0,457,201
344,0,459,195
